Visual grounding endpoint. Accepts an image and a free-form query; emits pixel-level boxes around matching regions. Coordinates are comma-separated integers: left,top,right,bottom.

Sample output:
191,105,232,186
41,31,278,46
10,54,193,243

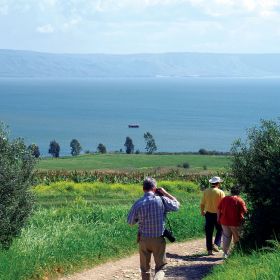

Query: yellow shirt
200,187,225,214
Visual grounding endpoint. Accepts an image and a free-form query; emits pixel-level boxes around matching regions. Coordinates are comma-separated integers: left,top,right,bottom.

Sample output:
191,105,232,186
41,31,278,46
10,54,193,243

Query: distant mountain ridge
1,49,280,78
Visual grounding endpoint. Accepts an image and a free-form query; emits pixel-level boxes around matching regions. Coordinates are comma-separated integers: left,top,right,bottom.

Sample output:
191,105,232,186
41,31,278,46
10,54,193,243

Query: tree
28,143,40,158
144,132,157,154
97,143,107,154
70,139,82,156
49,140,60,158
231,119,280,249
0,123,37,249
124,137,134,154
198,148,208,155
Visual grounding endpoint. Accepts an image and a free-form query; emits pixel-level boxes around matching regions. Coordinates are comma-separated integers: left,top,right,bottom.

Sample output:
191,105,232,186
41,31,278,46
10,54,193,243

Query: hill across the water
1,49,280,78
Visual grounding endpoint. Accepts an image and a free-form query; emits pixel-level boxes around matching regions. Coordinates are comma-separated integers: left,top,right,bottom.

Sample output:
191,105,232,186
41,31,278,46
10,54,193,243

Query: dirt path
60,239,223,280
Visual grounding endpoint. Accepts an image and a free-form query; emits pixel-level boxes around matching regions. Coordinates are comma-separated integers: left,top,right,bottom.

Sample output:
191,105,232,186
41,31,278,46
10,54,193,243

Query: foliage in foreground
0,181,203,280
231,119,280,248
205,241,280,280
0,124,37,249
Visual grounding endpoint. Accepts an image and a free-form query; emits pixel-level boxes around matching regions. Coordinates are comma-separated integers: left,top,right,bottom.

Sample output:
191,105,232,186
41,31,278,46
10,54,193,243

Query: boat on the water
128,124,139,128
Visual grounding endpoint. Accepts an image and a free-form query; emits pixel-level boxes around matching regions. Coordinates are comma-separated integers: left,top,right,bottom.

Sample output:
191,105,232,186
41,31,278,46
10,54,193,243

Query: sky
0,0,280,54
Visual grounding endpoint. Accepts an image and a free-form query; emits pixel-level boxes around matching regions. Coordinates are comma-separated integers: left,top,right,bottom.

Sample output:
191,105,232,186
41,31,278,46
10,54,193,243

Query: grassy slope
0,181,204,280
204,246,280,280
38,154,231,170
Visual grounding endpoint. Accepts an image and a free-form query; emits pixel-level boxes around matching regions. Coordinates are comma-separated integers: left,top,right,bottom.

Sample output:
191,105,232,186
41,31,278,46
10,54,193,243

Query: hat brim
209,179,223,183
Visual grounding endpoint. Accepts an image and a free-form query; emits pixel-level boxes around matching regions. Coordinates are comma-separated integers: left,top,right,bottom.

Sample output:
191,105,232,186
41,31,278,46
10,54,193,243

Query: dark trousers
205,212,222,251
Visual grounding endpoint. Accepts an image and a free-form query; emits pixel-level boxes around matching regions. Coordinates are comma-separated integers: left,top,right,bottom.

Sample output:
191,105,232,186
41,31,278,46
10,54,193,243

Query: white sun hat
209,176,223,184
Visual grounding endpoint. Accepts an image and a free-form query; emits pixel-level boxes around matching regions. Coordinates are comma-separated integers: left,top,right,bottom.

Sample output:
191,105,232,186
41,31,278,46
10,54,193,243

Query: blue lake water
0,77,279,155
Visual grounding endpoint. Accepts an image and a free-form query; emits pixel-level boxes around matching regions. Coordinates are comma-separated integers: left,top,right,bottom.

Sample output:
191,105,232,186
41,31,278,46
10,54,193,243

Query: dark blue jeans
205,212,222,251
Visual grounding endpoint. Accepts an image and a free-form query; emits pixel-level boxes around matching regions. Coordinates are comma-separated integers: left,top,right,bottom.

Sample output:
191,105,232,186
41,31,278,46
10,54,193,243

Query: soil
59,239,223,280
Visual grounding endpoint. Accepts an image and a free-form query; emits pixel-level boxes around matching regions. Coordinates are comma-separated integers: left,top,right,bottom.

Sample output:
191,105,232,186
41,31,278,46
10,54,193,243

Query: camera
163,229,176,242
155,188,164,196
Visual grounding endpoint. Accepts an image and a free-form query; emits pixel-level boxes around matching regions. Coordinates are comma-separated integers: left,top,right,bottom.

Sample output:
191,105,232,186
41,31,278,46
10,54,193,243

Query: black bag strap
159,196,173,232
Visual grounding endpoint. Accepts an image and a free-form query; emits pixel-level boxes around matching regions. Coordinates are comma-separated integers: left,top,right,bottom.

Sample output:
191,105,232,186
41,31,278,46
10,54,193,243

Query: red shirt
218,196,247,227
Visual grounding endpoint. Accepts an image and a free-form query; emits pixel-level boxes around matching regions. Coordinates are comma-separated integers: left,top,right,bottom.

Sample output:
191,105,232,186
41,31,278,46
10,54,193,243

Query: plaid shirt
127,191,180,237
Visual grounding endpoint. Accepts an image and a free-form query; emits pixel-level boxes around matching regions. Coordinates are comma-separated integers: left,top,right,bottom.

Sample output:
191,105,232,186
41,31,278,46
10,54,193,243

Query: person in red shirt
217,186,247,258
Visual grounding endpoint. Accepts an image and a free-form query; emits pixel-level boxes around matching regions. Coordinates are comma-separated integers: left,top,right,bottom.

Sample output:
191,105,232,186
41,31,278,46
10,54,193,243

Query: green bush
231,119,280,249
182,162,190,169
0,123,37,249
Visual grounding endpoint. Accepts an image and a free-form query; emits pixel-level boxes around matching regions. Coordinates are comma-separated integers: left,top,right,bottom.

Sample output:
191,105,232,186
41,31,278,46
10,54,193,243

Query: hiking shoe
154,270,165,280
212,244,221,252
208,250,215,255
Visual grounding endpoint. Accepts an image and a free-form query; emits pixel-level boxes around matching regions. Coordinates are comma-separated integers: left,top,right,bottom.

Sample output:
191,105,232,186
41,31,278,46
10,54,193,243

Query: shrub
231,119,280,249
0,123,37,249
198,148,208,155
182,162,190,169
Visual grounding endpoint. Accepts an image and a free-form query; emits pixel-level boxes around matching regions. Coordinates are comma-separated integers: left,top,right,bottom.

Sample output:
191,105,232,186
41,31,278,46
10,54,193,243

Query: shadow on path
164,252,223,279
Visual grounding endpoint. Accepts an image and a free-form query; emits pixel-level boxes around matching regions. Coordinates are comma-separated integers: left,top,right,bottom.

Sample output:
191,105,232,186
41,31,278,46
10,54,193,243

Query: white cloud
61,18,81,31
188,0,280,17
40,0,57,8
243,0,256,11
1,0,280,53
36,24,54,33
43,0,57,6
3,0,278,20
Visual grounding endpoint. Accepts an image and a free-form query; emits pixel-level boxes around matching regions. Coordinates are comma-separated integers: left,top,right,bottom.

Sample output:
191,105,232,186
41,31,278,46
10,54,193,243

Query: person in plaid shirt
127,177,180,280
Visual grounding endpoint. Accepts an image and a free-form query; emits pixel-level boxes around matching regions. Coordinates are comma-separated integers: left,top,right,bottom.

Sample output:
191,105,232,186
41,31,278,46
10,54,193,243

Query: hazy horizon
2,49,280,56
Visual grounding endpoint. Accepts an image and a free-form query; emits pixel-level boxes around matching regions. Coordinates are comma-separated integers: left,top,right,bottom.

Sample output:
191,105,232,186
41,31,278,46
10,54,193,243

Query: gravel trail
60,239,223,280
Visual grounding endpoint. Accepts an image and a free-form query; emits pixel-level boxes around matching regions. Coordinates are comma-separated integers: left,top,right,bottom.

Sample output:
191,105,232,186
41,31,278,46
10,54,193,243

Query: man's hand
156,187,165,196
200,204,205,216
157,187,172,196
156,187,178,202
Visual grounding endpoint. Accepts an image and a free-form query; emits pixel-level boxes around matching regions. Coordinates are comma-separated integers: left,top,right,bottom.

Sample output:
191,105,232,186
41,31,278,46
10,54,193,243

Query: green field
38,154,231,171
0,180,204,280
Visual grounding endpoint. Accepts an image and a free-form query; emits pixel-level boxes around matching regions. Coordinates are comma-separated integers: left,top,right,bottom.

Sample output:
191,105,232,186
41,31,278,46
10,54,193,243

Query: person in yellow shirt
200,176,225,255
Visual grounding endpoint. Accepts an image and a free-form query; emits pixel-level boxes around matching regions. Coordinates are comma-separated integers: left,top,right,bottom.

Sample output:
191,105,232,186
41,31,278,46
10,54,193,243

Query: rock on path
60,239,223,280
